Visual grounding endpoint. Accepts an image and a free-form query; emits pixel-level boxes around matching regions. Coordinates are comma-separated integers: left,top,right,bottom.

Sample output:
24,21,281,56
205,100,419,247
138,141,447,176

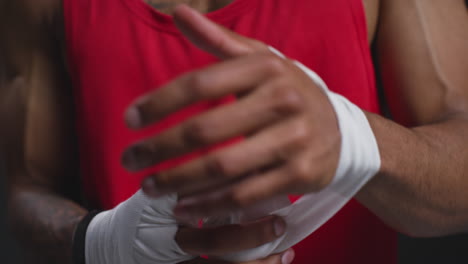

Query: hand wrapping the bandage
123,4,341,214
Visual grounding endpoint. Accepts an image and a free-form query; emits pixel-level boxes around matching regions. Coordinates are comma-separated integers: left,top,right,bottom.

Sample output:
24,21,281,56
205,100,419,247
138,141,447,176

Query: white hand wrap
85,47,381,264
85,191,192,264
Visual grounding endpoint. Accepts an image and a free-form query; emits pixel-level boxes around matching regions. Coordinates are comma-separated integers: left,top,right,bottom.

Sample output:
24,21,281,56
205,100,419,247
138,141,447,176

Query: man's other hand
122,5,341,221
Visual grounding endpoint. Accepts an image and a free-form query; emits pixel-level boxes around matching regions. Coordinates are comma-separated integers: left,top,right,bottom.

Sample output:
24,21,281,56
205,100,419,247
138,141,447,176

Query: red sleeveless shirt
63,0,397,263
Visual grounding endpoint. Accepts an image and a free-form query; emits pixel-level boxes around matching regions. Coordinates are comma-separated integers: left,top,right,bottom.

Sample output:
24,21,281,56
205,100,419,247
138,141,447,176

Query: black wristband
73,210,101,264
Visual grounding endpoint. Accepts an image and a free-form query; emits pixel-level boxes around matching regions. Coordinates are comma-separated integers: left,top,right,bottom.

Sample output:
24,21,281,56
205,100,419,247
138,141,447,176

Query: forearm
357,113,468,237
357,0,468,237
9,184,87,264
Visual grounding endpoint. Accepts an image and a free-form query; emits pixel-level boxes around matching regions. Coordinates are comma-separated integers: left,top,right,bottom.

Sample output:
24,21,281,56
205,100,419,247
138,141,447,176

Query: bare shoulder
1,0,63,73
1,0,62,48
4,0,61,24
1,0,78,190
362,0,380,44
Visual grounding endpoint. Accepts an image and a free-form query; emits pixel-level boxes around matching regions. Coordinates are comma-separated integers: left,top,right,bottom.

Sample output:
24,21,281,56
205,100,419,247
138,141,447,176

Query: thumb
173,4,269,59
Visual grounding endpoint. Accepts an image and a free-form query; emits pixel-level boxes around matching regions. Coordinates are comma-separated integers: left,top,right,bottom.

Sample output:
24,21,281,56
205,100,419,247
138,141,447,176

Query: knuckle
288,120,310,145
227,189,251,208
183,120,212,146
187,73,210,99
270,84,303,114
247,227,273,249
204,155,233,178
290,159,331,191
314,175,332,191
248,39,269,51
257,221,278,244
123,143,158,170
289,159,312,184
261,54,288,74
307,175,330,192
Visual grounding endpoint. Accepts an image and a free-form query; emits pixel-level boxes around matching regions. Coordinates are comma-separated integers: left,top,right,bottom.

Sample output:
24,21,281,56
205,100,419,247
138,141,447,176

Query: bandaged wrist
85,191,192,264
216,47,382,262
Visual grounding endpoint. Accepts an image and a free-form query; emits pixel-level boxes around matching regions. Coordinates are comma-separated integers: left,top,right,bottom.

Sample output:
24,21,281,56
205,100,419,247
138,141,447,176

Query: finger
176,215,286,256
173,5,269,59
173,164,296,220
141,116,309,197
123,76,303,172
241,249,295,264
173,145,331,220
124,53,284,130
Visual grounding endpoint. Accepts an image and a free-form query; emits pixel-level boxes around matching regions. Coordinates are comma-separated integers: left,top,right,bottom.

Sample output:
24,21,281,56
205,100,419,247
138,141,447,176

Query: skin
1,0,466,264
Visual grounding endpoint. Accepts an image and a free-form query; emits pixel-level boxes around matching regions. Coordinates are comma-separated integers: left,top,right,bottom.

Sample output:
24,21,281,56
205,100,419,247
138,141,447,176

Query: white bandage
85,191,192,264
85,47,381,264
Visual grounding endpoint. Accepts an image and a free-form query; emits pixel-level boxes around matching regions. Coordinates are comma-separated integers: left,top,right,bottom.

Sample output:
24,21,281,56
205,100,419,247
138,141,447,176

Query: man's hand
122,5,341,220
85,190,288,264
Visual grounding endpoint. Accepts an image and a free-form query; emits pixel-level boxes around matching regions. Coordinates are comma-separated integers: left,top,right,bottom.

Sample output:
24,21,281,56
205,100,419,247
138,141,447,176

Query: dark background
0,159,21,264
399,234,468,263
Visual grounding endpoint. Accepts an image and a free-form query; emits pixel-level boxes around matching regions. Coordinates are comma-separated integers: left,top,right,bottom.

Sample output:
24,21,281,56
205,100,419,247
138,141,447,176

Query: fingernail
281,249,295,264
142,177,159,197
125,106,142,129
122,148,138,171
274,218,286,237
122,144,153,171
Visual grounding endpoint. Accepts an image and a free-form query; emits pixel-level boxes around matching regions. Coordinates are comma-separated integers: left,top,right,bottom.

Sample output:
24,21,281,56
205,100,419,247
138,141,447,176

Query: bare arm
1,1,87,263
356,0,468,237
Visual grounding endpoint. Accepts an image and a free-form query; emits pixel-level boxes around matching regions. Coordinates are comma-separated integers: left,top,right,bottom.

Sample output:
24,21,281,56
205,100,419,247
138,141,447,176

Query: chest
143,0,378,41
144,0,234,14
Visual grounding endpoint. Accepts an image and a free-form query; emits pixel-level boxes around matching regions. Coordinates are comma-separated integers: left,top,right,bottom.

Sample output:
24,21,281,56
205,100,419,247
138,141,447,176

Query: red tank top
63,0,397,263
